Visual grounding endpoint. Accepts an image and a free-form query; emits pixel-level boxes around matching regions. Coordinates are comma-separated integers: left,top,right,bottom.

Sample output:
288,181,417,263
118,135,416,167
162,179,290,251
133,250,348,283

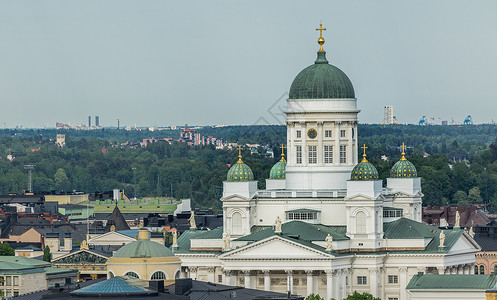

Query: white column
286,270,293,294
326,270,333,300
244,271,251,288
264,270,271,291
347,122,353,165
369,268,379,298
334,122,340,165
470,263,476,274
332,270,339,300
451,266,457,274
207,267,215,282
189,267,198,280
399,267,408,300
353,122,358,164
318,122,323,165
437,267,445,275
288,122,294,165
301,122,307,166
458,265,464,274
306,270,314,296
341,270,347,299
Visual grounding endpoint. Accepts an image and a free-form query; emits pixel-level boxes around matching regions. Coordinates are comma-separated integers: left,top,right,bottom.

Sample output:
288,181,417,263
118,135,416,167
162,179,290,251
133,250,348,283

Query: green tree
43,245,51,262
305,294,324,300
344,291,381,300
0,242,14,256
453,190,468,206
54,168,70,191
468,187,483,204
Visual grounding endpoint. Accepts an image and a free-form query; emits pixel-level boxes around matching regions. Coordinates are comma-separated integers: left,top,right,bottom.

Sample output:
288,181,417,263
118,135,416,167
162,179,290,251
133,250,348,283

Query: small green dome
351,161,379,181
270,161,286,179
227,156,254,182
391,158,417,178
113,239,174,258
289,52,355,100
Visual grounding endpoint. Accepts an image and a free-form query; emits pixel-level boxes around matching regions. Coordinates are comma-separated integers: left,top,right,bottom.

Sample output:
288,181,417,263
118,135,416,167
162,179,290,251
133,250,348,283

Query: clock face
307,128,317,139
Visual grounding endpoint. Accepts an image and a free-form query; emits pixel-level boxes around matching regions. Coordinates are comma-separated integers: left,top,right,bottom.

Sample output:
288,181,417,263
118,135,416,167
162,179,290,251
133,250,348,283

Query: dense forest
0,124,496,211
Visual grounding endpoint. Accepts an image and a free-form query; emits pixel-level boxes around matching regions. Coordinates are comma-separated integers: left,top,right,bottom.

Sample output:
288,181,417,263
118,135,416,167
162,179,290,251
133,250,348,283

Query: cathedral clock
307,128,317,139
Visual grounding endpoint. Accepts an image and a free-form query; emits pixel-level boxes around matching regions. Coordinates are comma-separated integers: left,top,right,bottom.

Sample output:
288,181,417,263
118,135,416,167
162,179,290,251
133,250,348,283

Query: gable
221,236,332,260
448,233,481,255
52,250,108,264
88,231,135,244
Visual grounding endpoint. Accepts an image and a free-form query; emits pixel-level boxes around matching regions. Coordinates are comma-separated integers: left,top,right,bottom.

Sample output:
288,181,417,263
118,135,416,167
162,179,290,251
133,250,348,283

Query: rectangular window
296,130,301,138
13,276,18,286
324,145,333,163
357,276,367,285
296,146,302,164
340,145,347,163
325,130,332,138
388,275,398,284
341,130,346,138
308,145,317,164
388,298,399,300
6,276,11,286
218,275,223,283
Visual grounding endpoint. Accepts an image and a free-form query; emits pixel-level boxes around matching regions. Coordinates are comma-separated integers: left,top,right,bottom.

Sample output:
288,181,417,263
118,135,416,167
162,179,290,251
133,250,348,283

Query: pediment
345,193,380,201
221,194,251,202
448,232,481,255
220,235,333,260
52,249,108,264
88,231,135,243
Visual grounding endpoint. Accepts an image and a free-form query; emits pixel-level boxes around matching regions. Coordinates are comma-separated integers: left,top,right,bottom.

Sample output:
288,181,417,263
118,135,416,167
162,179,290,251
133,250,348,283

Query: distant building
56,134,66,148
382,105,394,124
422,205,490,227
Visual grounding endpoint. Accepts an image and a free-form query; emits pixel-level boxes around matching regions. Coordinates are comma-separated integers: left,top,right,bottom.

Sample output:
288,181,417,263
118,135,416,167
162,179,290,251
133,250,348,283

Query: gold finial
280,144,286,162
400,142,407,160
80,240,88,250
316,24,326,52
237,146,243,163
361,144,368,162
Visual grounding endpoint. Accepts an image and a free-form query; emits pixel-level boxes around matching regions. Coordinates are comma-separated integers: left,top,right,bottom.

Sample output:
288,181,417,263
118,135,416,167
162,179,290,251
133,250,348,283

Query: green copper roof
391,158,418,178
407,273,497,290
350,161,379,181
227,161,254,182
113,240,174,258
269,160,286,179
289,51,355,99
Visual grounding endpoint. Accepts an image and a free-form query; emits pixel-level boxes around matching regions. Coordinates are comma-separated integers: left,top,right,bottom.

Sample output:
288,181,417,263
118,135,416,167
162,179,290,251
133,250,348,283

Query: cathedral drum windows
325,130,332,138
324,145,333,163
296,145,302,164
296,130,302,138
308,145,317,164
340,145,347,163
340,130,346,138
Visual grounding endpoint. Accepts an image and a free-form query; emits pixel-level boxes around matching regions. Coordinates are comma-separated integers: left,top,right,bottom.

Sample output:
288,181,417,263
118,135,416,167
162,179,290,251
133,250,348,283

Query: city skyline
1,1,496,128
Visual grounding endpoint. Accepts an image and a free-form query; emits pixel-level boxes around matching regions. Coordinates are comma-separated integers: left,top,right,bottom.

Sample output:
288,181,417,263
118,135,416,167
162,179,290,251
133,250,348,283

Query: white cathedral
174,26,480,300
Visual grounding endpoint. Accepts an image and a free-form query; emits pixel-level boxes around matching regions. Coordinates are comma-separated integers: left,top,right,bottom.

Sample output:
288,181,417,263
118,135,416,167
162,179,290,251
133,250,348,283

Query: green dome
270,160,286,179
351,160,379,181
113,239,174,258
227,159,254,182
391,158,417,178
289,52,355,100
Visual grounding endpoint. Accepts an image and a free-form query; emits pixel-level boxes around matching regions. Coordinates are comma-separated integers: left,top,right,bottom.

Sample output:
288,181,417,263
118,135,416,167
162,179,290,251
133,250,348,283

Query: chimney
45,232,60,252
64,233,72,251
175,278,192,295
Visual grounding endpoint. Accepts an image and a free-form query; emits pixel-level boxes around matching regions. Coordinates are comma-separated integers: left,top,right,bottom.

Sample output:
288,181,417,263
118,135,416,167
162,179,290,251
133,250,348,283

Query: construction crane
463,115,473,125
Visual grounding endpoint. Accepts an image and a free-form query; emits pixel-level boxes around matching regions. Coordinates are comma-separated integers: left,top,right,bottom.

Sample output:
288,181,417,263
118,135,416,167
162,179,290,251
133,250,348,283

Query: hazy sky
1,1,496,128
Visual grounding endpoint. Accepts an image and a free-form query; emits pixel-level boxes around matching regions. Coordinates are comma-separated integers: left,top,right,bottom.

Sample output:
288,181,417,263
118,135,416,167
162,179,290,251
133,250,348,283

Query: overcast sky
1,1,496,128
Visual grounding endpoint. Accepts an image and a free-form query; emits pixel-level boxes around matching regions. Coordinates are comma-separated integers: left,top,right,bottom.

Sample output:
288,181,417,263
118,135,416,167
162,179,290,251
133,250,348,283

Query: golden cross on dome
280,144,286,162
401,142,407,160
361,144,368,162
316,24,326,52
237,146,243,163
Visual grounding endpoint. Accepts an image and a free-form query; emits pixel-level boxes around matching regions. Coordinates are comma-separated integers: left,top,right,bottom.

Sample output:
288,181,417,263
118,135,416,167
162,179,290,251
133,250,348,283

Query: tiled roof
71,277,156,296
0,256,49,268
174,228,223,254
473,235,497,251
407,273,497,290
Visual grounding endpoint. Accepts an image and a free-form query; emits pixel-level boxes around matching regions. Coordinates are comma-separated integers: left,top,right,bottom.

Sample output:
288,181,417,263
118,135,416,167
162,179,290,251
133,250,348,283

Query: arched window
356,211,366,234
125,271,139,279
480,265,485,275
175,270,181,279
232,212,242,235
151,271,166,280
474,265,479,274
494,265,497,274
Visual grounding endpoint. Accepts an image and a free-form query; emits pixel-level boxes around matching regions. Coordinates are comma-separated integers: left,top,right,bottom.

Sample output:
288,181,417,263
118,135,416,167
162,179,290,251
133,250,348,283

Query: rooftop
407,273,497,290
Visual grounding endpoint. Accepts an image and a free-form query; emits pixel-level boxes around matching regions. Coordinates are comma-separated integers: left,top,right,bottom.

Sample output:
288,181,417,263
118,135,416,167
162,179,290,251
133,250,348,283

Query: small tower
222,147,257,238
386,143,422,222
266,145,287,190
345,145,384,250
